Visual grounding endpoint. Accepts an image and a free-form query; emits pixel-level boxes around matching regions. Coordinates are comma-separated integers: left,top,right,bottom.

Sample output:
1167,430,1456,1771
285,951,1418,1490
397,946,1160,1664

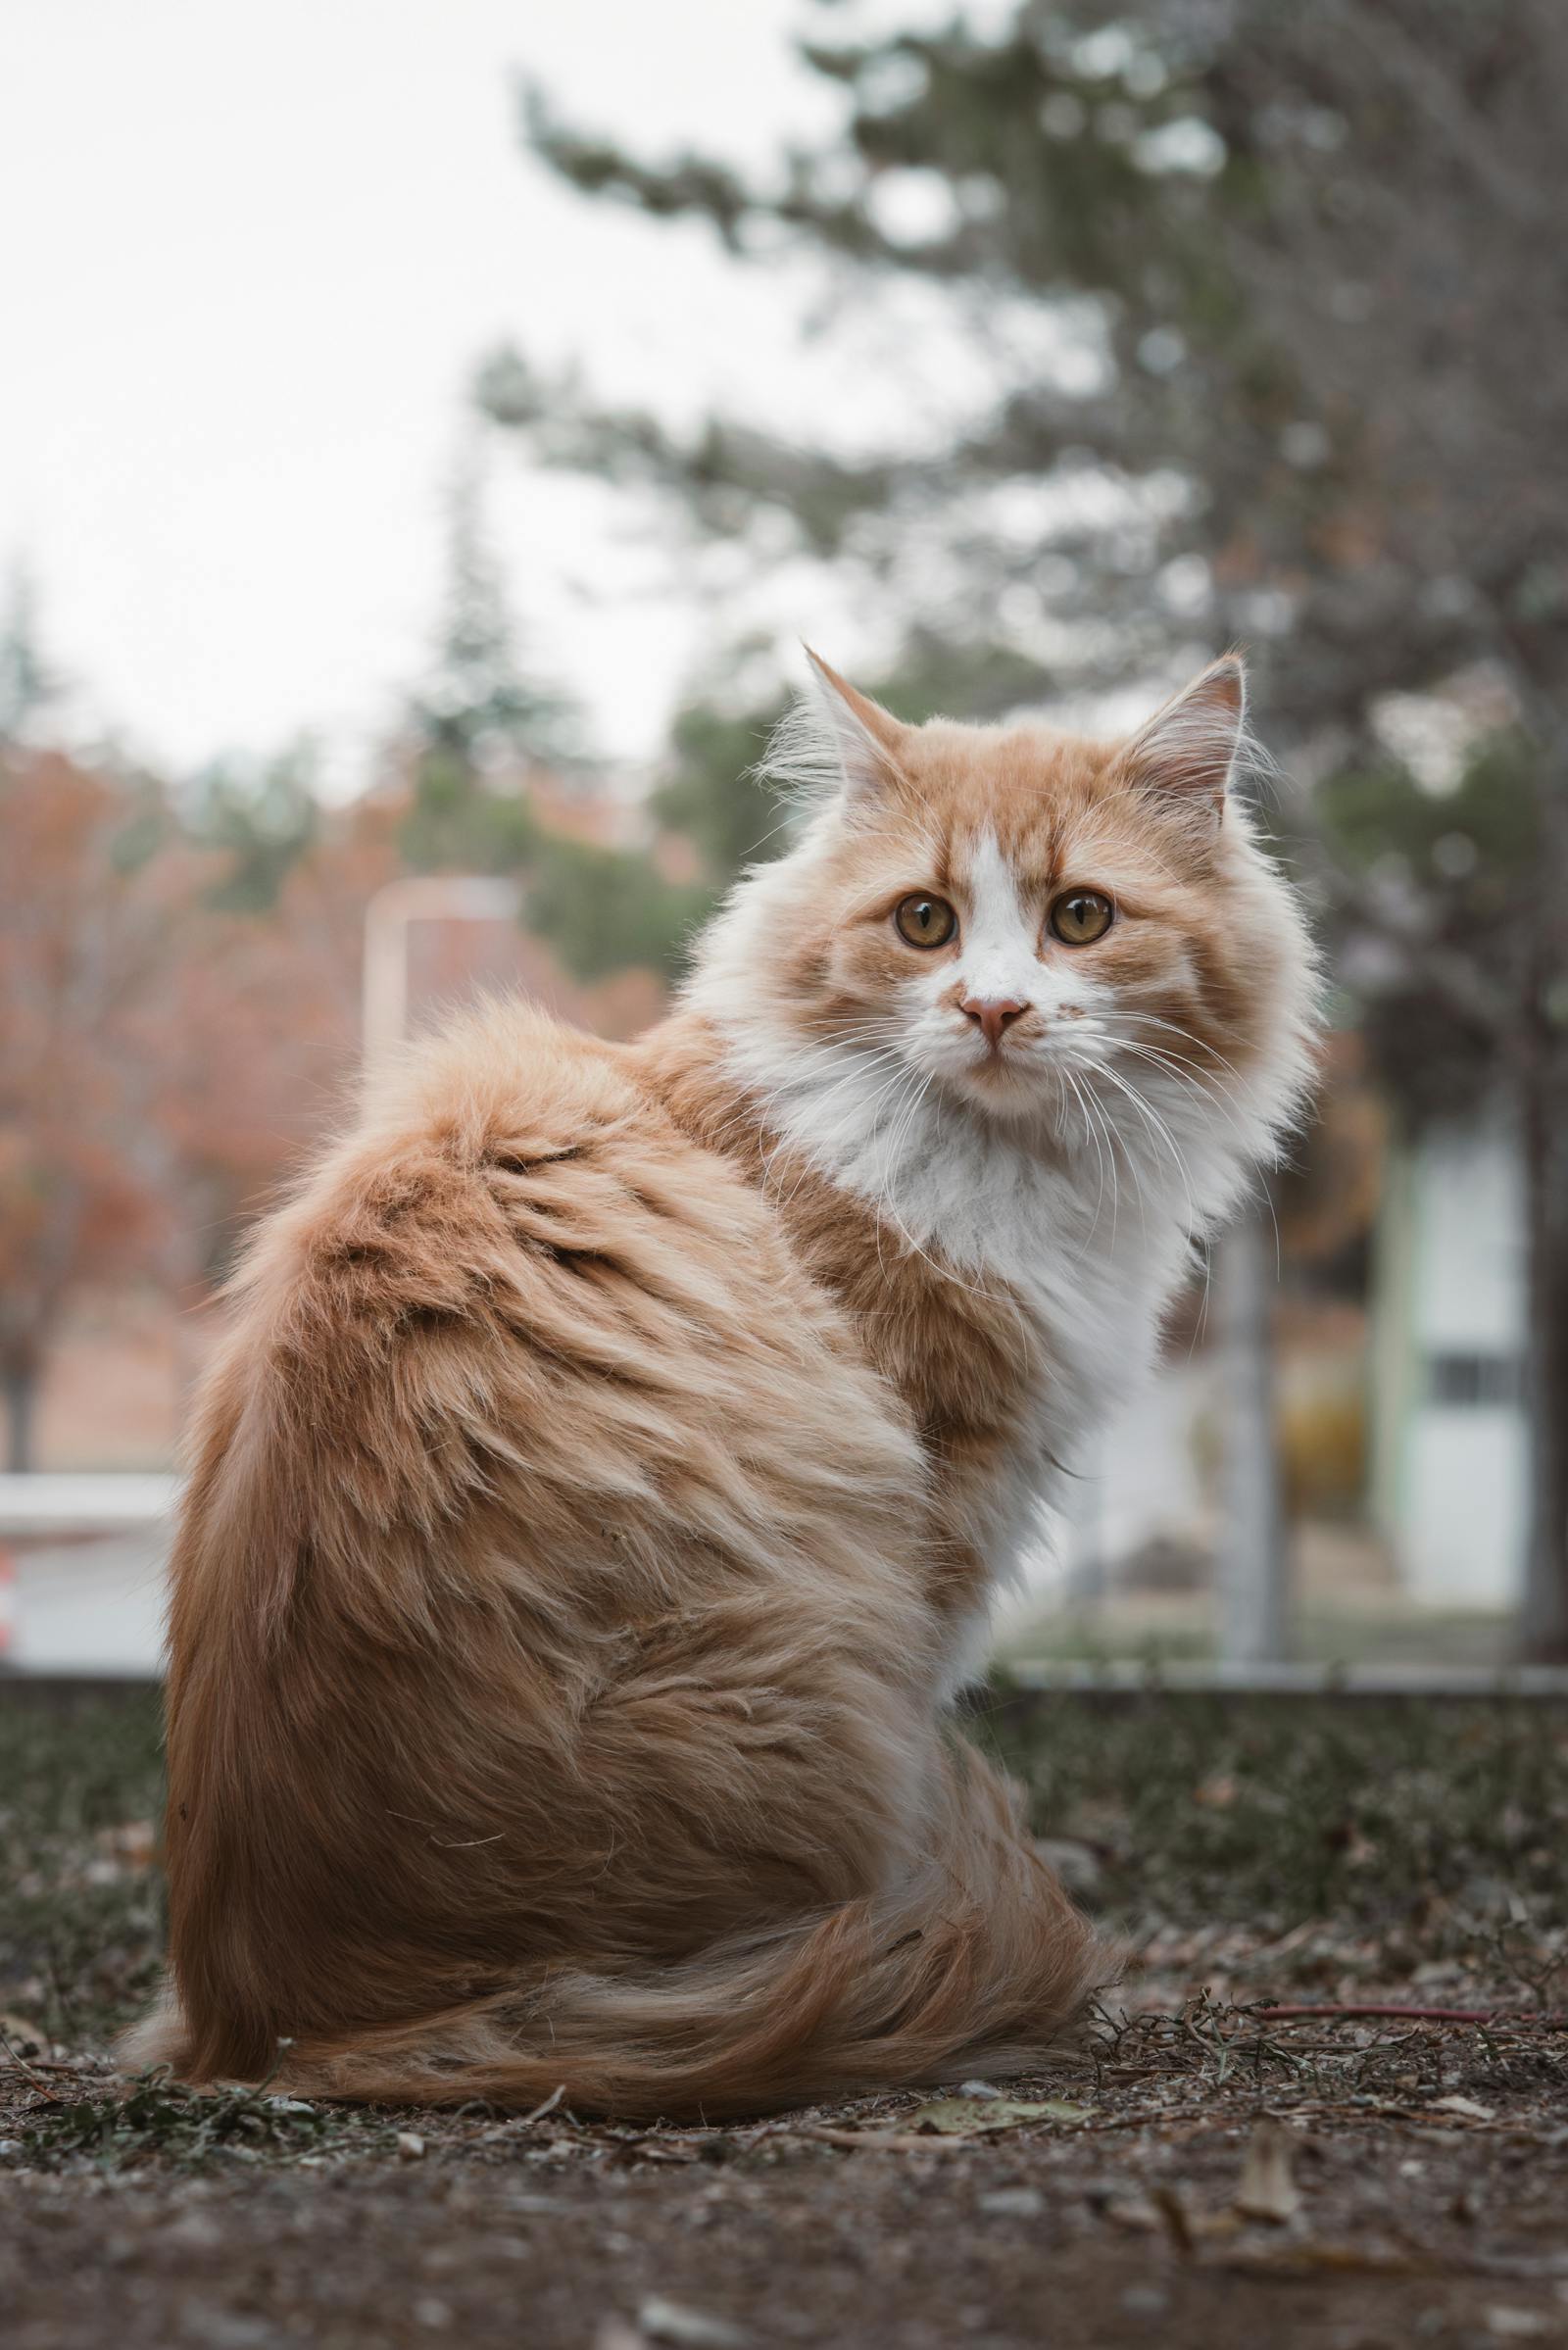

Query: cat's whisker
1080,1077,1124,1258
1063,1054,1151,1243
874,1074,1021,1313
1097,1020,1251,1109
1108,1009,1251,1090
760,1054,913,1212
1058,1070,1112,1262
1100,1033,1286,1266
746,1040,909,1169
1085,1056,1198,1235
1097,1025,1273,1179
1187,1232,1215,1363
1105,1039,1252,1137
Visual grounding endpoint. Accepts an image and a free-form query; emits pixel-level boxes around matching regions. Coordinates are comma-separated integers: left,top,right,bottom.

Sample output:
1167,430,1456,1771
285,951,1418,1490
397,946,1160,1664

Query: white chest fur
716,1018,1205,1529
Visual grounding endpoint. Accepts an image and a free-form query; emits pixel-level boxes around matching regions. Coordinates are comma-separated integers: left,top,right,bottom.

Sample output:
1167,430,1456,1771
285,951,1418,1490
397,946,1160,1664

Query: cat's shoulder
377,991,637,1154
229,995,762,1336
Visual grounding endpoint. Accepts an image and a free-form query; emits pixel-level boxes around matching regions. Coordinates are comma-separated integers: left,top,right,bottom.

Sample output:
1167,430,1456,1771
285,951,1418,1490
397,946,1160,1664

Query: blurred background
2,0,1564,1678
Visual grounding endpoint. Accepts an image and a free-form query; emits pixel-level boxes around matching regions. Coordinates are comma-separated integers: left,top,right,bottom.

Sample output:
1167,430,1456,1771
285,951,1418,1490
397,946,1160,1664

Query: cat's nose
959,996,1030,1049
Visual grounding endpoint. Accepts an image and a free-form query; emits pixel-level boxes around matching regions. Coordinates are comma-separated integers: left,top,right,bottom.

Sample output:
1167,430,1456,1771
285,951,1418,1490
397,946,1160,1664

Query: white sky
0,0,861,783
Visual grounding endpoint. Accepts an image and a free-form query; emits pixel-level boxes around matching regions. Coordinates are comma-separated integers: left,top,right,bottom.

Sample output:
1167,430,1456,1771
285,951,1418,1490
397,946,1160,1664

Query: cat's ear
1121,656,1247,822
795,648,908,805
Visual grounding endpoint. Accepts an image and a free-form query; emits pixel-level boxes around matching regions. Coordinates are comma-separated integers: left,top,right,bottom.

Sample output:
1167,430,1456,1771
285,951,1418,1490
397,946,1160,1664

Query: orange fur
125,661,1312,2118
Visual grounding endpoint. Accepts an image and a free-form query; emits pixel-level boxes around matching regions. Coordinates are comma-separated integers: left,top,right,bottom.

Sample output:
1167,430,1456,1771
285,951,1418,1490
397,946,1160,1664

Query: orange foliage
0,744,673,1459
0,750,195,1411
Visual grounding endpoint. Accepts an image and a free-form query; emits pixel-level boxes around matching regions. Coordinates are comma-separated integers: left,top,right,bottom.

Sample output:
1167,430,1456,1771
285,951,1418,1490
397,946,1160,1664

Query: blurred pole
362,877,522,1067
1216,1206,1290,1665
1518,1058,1568,1660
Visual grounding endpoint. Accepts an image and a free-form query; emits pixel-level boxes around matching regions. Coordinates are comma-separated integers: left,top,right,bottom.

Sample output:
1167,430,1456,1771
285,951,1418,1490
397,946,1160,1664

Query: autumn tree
185,744,321,916
0,746,194,1467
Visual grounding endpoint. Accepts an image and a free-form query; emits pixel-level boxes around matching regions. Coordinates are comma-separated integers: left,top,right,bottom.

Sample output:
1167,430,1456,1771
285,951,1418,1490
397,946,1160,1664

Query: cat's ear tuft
761,648,907,809
1122,656,1247,821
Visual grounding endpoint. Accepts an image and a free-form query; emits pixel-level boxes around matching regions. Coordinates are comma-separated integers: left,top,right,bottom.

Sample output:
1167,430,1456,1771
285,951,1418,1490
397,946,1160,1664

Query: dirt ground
3,1688,1566,2348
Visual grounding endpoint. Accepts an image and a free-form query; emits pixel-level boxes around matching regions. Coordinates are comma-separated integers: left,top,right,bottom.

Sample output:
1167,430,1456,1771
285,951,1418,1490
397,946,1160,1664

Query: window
1425,1352,1524,1408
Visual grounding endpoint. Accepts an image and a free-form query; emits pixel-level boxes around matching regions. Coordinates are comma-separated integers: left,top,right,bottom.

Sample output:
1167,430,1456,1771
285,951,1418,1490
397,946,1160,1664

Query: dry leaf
1105,2196,1161,2233
977,2187,1046,2219
637,2297,749,2347
1193,1775,1238,1808
1433,2094,1495,2122
1235,2121,1301,2224
93,1820,157,1870
1483,2309,1553,2340
1152,2184,1197,2255
908,2095,1095,2135
1219,2241,1429,2277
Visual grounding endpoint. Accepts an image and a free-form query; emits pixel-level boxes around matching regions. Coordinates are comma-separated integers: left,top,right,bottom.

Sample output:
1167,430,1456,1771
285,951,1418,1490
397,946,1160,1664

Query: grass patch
12,2065,396,2175
980,1685,1568,1985
1003,1601,1513,1671
0,1689,166,2046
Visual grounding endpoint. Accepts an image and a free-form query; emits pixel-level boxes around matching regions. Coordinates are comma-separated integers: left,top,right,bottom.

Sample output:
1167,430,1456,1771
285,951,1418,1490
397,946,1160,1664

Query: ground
3,1687,1566,2348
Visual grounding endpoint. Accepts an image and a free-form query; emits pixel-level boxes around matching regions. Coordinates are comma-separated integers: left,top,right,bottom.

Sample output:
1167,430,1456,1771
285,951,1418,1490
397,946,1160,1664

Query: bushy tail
123,1743,1105,2122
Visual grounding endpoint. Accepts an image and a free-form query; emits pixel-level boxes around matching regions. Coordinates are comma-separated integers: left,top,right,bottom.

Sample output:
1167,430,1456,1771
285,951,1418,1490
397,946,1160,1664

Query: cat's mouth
938,1028,1065,1113
966,1041,1032,1078
962,1015,1056,1073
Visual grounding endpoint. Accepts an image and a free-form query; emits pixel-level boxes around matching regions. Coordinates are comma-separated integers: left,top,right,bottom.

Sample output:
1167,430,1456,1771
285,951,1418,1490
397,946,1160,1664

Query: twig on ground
1250,2003,1568,2028
0,2028,66,2103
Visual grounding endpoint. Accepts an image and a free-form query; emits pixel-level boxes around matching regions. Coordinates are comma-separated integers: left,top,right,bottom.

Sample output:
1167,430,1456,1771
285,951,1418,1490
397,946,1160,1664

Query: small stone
166,2212,224,2250
396,2130,427,2160
1032,1836,1104,1897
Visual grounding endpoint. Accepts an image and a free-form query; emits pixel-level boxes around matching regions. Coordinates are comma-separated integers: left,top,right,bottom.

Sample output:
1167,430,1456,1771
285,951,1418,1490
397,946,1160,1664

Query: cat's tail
122,1741,1105,2122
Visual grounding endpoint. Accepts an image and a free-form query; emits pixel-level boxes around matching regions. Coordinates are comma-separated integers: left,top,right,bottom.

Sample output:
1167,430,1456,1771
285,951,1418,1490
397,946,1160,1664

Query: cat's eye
894,893,957,950
1049,889,1114,947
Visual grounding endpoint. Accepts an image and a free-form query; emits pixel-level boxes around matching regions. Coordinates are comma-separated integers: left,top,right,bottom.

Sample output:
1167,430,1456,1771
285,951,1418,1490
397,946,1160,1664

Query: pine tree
490,1,1568,1653
401,450,578,876
0,563,61,745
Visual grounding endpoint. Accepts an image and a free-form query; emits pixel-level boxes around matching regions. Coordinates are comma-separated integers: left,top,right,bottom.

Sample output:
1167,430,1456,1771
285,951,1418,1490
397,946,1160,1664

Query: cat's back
174,995,919,1649
244,991,748,1370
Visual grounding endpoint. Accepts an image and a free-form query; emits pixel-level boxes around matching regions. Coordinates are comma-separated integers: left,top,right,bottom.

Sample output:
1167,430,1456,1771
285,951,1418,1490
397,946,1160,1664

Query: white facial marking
902,828,1106,1091
953,831,1039,1007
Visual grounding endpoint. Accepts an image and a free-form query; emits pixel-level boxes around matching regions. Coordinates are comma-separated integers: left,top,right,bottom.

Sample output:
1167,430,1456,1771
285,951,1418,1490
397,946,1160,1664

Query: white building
1369,1117,1529,1608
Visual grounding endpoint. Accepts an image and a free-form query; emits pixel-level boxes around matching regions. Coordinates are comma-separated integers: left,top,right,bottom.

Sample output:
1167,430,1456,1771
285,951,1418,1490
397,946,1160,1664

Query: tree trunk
1215,1207,1290,1666
3,1357,38,1475
1517,1053,1568,1661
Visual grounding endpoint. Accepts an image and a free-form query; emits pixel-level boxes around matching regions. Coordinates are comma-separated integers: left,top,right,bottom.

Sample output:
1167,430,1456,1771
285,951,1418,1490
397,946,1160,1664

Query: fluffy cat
124,652,1315,2117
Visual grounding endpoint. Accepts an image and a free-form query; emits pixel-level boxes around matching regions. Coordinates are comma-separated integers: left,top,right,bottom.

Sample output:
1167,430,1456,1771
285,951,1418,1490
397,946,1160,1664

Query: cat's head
689,654,1316,1174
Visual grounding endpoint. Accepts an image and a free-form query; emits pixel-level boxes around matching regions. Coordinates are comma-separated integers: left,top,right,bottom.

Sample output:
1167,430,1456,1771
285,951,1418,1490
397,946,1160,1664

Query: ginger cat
125,654,1314,2117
